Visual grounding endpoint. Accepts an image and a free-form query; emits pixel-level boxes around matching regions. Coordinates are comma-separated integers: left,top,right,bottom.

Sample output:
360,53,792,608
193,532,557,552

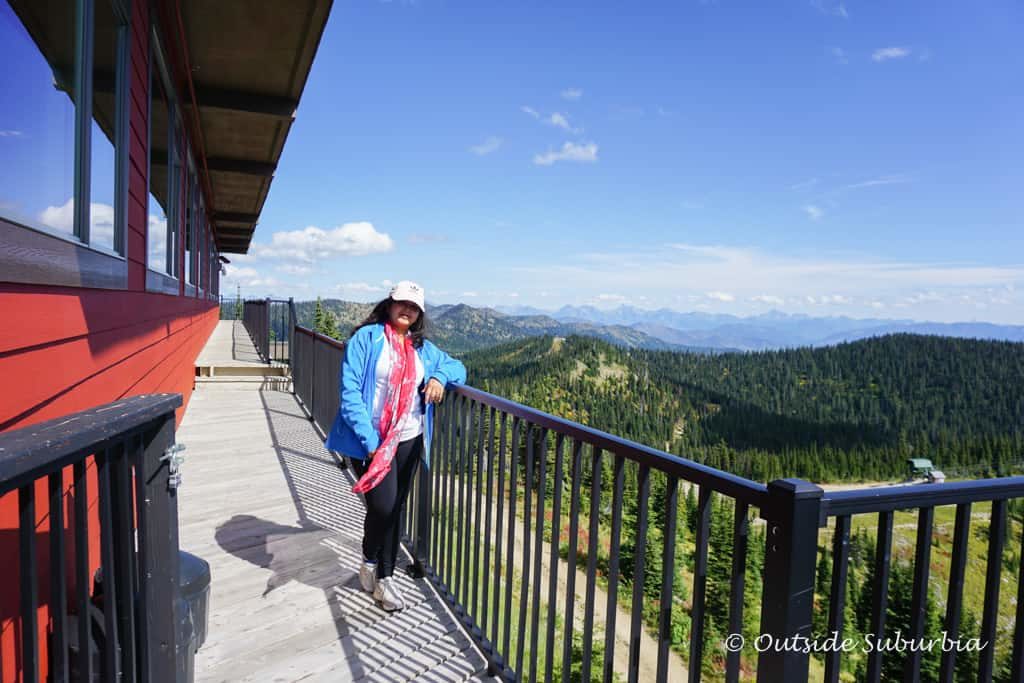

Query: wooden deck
177,321,492,682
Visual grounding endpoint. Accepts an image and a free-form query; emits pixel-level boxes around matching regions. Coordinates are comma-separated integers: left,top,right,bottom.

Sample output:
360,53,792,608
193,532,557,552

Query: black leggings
351,435,422,578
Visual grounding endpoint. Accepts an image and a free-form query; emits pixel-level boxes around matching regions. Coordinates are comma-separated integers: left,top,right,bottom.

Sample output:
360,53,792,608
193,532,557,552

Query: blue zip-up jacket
325,323,466,468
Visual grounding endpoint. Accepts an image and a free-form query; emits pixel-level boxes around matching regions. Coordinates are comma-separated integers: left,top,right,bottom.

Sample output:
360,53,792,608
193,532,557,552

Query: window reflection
0,0,76,237
90,0,120,252
148,69,169,272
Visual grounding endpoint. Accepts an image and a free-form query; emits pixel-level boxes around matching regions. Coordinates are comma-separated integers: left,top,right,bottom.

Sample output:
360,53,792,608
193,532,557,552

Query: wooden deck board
177,348,489,682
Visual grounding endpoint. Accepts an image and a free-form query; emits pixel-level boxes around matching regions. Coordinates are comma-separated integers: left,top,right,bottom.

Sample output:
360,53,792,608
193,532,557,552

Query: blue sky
2,2,1021,322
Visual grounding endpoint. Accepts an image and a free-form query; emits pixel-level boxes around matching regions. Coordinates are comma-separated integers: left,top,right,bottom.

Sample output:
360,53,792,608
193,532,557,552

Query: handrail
294,323,345,350
0,393,182,495
822,475,1024,517
453,384,769,506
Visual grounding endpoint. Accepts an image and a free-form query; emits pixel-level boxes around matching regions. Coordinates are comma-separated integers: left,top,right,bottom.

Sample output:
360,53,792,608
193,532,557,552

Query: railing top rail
0,393,182,495
294,324,346,351
822,476,1024,517
453,384,769,505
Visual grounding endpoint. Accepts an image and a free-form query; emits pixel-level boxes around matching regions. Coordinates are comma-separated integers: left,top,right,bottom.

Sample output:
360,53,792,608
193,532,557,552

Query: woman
326,281,466,611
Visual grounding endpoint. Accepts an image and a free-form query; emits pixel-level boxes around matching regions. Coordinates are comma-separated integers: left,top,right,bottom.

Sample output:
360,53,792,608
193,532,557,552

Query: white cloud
843,174,911,190
336,282,385,293
277,264,312,275
37,198,115,244
872,47,911,62
508,242,1024,322
790,178,819,191
469,136,502,156
707,291,735,302
0,130,24,137
547,112,581,133
803,204,824,220
596,293,628,303
533,141,599,166
521,106,540,119
811,0,848,18
462,291,479,297
252,222,394,263
751,294,785,305
561,88,583,101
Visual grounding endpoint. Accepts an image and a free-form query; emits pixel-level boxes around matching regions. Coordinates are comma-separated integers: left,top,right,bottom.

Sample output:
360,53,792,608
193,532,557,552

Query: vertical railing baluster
529,429,548,683
904,506,934,681
460,399,474,604
603,455,625,683
979,499,1007,682
113,443,139,682
473,402,486,620
939,503,971,683
515,424,535,678
74,460,93,683
482,406,496,637
493,411,508,650
502,417,520,663
454,397,468,604
865,510,894,683
97,448,123,681
49,470,70,683
431,398,445,571
445,395,459,583
580,446,603,683
561,439,584,683
1012,504,1024,683
19,483,39,683
726,500,750,683
544,433,565,683
658,476,679,683
628,465,651,683
689,486,712,681
824,515,851,683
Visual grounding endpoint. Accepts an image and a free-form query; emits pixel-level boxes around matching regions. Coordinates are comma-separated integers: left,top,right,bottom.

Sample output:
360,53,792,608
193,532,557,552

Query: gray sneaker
359,560,377,594
373,576,405,611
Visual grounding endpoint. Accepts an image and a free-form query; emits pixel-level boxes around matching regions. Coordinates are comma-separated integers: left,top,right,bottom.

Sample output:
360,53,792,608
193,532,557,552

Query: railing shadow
211,384,466,680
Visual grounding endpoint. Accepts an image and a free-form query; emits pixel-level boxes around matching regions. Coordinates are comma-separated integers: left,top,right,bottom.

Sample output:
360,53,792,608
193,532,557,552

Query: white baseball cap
389,280,425,311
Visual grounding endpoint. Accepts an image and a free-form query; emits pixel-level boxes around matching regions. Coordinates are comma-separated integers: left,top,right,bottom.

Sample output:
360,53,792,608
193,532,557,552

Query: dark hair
352,297,426,348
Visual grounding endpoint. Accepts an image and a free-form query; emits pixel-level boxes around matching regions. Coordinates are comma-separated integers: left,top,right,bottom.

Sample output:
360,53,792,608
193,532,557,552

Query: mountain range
285,299,1024,354
497,304,1024,351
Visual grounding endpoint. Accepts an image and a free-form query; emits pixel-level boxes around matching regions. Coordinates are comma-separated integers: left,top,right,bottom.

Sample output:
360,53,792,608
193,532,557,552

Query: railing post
756,478,823,682
136,411,180,683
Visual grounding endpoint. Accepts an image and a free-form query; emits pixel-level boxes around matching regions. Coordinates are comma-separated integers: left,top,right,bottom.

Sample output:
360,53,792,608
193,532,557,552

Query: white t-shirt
371,346,425,442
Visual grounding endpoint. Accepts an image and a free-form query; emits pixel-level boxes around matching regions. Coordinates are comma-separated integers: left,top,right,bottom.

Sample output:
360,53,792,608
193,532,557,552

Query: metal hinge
161,442,186,490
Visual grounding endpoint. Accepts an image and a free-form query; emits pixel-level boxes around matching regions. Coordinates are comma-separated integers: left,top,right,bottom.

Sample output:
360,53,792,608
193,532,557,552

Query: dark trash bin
177,595,195,683
179,550,211,651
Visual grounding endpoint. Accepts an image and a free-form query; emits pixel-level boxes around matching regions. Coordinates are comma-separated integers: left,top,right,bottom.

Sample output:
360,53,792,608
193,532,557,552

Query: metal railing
242,298,293,365
264,302,1024,682
0,394,183,683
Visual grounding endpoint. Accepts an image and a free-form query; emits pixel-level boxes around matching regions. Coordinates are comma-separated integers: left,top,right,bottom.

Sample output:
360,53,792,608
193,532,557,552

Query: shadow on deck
177,330,492,681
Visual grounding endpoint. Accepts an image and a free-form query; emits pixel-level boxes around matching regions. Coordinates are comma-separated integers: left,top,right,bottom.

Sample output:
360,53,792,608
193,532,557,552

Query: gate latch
161,443,186,490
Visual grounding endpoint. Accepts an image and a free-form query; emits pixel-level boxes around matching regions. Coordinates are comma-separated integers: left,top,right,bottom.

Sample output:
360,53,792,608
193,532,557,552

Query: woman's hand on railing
424,378,445,404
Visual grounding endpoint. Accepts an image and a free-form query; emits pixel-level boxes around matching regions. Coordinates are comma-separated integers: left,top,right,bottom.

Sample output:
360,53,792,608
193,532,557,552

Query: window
0,0,129,287
89,0,125,253
146,52,173,277
0,2,77,236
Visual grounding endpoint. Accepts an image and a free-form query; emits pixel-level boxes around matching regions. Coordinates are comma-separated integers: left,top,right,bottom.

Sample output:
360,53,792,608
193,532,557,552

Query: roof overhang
176,0,332,254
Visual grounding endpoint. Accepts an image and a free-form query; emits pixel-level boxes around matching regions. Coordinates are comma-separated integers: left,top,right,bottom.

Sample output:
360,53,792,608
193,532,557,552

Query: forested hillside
465,334,1024,483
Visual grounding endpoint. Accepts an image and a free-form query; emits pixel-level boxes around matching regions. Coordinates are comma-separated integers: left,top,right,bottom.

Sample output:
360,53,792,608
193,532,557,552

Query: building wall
0,1,220,680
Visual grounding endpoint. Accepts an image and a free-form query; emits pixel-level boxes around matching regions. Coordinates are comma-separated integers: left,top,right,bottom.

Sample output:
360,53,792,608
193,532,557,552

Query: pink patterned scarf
352,323,418,494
